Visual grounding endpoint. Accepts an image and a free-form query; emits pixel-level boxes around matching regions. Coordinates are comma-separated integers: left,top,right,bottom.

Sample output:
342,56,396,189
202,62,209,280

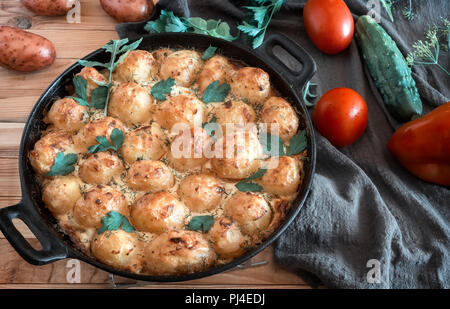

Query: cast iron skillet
0,33,316,282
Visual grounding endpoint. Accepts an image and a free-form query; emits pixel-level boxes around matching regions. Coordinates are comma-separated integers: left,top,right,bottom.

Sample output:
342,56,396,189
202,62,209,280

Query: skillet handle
0,202,68,265
258,34,317,100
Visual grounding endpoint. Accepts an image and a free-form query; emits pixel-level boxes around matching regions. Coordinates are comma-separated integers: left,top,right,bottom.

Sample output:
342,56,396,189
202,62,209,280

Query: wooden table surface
0,0,314,289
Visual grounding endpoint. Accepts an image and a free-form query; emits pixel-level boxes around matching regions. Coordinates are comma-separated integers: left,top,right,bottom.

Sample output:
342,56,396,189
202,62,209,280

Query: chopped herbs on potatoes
98,210,135,234
77,37,143,115
187,215,215,232
286,130,307,156
145,10,238,42
46,152,78,176
202,81,231,103
87,128,125,154
150,78,175,101
235,168,267,192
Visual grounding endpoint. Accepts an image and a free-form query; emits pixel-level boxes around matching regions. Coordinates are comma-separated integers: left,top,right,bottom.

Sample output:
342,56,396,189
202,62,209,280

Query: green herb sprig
68,76,109,109
145,10,238,42
187,215,215,232
87,128,125,154
235,168,267,192
406,18,450,76
236,0,284,48
202,45,218,60
77,38,143,115
98,211,135,234
46,152,78,176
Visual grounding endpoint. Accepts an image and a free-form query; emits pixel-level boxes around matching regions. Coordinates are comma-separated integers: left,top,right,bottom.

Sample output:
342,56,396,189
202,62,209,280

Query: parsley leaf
235,168,267,192
259,131,285,156
202,81,230,103
286,130,307,156
46,152,78,176
202,116,219,140
202,45,218,60
77,37,143,115
68,75,89,106
187,215,215,232
145,10,238,42
87,128,125,154
236,0,285,48
97,211,135,234
150,78,175,101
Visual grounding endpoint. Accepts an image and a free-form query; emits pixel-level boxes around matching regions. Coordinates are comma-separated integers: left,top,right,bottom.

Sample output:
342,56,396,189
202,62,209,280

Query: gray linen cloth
116,0,450,288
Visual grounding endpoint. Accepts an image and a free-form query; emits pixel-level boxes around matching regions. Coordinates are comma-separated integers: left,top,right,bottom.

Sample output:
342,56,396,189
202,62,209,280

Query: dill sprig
406,19,450,76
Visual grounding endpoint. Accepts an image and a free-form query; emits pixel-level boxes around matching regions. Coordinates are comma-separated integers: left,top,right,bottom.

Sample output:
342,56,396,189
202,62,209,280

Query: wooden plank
0,123,23,156
0,157,21,197
0,239,306,285
0,97,37,123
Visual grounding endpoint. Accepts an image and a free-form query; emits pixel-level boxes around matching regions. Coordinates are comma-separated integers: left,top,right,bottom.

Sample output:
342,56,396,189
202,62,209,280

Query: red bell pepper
387,102,450,186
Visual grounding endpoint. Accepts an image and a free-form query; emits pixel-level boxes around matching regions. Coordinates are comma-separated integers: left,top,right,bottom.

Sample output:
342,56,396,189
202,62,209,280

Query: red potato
21,0,76,16
100,0,155,23
0,26,56,72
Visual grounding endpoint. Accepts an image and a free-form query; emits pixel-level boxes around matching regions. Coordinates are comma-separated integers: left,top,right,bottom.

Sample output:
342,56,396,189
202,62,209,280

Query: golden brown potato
144,230,216,275
260,97,299,143
73,185,129,229
100,0,154,23
113,50,157,84
166,127,212,172
108,82,154,125
213,100,256,131
22,0,76,16
79,151,124,185
0,26,56,72
230,67,270,105
155,93,206,130
119,123,168,164
29,130,76,175
76,67,108,101
177,174,224,212
91,229,144,273
208,217,246,258
260,156,302,196
159,50,203,87
131,192,189,233
44,97,88,133
42,175,82,216
210,127,263,180
126,160,174,192
224,192,272,235
197,55,235,94
151,48,172,72
74,117,124,153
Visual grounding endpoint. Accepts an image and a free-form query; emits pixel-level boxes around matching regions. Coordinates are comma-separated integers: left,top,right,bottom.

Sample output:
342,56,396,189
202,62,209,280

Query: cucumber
355,15,423,122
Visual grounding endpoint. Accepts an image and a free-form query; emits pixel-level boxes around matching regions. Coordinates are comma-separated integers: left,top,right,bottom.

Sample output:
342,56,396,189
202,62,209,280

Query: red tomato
313,88,368,148
303,0,354,54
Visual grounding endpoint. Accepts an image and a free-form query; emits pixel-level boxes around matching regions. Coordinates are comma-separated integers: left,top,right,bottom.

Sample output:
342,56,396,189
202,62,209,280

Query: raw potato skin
92,230,144,273
22,0,75,16
144,230,216,275
79,151,125,185
208,217,246,258
126,160,174,192
42,176,82,216
100,0,154,23
120,123,168,164
177,174,224,212
130,192,189,233
29,130,76,175
44,97,88,133
73,184,129,229
0,26,56,72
